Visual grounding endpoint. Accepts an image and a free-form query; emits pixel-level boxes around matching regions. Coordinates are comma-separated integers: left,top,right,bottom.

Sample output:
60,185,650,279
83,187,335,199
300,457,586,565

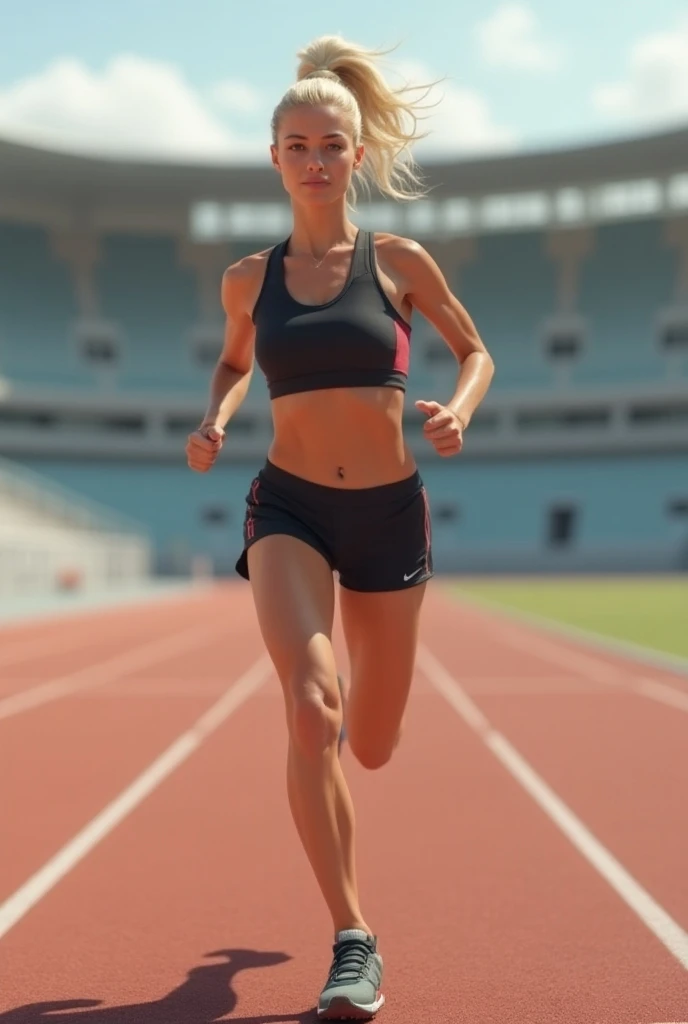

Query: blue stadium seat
94,234,203,391
457,231,558,391
18,458,258,572
574,219,677,385
420,453,687,561
0,223,93,388
19,453,687,571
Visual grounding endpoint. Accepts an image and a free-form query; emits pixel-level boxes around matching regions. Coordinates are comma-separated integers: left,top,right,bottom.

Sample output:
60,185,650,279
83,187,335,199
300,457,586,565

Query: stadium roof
1,124,687,209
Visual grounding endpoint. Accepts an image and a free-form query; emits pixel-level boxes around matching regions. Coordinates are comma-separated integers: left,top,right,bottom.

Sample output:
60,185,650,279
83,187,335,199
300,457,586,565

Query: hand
415,400,464,457
186,422,225,473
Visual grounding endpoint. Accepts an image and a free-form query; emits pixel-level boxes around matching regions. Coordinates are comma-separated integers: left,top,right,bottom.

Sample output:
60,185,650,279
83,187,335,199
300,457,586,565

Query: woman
186,35,494,1020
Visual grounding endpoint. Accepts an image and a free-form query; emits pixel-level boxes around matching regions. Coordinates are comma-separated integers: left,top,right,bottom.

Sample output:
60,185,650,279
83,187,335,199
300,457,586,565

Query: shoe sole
317,992,385,1020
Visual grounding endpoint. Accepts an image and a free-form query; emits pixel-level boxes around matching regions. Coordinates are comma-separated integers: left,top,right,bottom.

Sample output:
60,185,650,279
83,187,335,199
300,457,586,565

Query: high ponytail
270,35,437,204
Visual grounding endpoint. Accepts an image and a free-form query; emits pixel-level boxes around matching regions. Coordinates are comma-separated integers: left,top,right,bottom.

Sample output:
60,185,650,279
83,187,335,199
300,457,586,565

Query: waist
259,458,423,506
268,385,413,487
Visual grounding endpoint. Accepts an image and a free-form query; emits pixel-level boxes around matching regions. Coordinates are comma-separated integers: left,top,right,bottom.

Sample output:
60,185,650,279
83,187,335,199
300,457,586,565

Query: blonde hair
271,36,437,204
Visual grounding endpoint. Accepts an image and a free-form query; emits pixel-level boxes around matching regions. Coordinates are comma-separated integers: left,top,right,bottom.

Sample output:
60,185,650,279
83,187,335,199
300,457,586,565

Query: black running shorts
235,459,433,593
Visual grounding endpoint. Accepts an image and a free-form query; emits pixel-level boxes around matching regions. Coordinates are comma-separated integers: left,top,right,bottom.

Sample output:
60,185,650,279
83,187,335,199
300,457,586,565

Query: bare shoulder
372,232,426,261
372,232,433,275
221,246,274,315
372,232,444,295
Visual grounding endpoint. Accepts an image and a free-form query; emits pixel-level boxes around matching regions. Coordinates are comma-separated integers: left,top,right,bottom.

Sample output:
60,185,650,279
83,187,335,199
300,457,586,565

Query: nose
306,150,325,171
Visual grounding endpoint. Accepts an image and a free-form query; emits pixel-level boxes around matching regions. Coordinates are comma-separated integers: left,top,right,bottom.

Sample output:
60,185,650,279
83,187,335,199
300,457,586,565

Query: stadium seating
0,455,152,594
16,458,257,575
94,233,203,391
455,231,559,391
1,206,686,575
0,223,90,388
0,218,682,398
574,219,677,386
18,452,688,574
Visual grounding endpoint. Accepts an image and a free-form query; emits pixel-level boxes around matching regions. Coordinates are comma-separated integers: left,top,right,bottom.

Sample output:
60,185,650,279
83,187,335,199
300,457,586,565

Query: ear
270,144,281,173
353,143,364,171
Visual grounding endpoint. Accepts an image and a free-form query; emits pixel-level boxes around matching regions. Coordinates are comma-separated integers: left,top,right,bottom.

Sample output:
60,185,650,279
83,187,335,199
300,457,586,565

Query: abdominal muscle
266,385,417,489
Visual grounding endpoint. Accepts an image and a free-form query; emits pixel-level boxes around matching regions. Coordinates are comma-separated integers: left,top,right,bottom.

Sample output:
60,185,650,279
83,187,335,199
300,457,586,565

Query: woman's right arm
186,256,261,473
201,259,259,431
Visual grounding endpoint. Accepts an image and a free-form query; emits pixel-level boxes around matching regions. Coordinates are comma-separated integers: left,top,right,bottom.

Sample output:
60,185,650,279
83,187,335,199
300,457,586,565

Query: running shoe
317,929,385,1020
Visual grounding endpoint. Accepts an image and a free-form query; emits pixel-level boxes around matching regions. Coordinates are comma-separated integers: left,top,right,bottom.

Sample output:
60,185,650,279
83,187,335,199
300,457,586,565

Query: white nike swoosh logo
403,568,422,581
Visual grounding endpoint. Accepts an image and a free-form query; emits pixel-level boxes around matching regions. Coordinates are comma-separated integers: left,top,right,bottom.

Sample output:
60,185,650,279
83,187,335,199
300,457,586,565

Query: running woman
186,34,494,1020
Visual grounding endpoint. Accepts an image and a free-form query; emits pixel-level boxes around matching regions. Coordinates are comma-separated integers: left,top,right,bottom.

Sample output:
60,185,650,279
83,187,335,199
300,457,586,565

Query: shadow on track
0,948,319,1023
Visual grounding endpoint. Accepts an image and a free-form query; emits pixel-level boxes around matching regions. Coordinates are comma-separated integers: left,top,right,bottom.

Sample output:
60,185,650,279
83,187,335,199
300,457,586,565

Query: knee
289,675,342,760
348,722,403,772
349,741,393,771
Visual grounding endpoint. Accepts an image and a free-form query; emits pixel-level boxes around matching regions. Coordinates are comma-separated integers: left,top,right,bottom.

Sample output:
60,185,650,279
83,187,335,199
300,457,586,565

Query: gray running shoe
317,929,385,1020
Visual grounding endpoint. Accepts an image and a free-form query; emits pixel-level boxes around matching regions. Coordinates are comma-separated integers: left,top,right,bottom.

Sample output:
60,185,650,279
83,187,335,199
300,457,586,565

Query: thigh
236,467,334,582
247,534,338,710
338,581,427,761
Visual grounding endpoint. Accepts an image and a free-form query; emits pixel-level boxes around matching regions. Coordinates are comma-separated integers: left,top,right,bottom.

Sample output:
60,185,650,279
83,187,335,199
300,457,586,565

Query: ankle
334,919,371,938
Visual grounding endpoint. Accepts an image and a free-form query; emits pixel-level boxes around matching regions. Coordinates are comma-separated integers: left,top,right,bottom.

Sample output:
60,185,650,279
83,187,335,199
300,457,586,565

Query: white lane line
0,653,272,941
0,622,221,722
496,624,688,716
0,631,98,670
417,643,688,972
0,593,213,671
635,679,688,714
496,625,624,686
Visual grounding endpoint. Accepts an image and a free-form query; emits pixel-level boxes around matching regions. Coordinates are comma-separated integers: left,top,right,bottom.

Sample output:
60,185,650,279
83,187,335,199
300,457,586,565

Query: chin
292,184,349,207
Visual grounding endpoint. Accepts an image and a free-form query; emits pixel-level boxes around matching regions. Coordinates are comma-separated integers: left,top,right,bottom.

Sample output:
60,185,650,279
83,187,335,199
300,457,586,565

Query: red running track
0,580,686,1023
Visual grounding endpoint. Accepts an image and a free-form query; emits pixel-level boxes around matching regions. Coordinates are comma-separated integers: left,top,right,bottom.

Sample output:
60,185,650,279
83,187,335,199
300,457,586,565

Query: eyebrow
283,133,347,140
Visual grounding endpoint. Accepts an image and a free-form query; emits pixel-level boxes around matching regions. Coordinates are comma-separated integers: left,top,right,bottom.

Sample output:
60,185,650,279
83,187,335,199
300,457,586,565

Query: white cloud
392,60,520,158
210,79,264,115
0,55,268,162
0,52,518,165
476,2,562,73
592,15,688,127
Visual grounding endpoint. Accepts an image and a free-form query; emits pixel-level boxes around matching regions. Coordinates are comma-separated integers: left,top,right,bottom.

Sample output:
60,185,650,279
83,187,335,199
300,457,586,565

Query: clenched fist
415,400,464,457
186,423,225,473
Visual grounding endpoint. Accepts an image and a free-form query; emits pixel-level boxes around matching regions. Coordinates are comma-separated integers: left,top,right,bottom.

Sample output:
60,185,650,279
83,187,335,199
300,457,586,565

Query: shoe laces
329,937,373,982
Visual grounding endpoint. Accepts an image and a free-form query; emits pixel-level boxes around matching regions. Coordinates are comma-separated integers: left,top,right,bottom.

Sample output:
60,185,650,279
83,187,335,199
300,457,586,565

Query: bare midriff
267,385,417,488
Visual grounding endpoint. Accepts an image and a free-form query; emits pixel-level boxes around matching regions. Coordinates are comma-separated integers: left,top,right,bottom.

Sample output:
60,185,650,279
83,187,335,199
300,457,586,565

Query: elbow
485,350,496,380
475,342,495,380
461,345,494,376
218,358,253,379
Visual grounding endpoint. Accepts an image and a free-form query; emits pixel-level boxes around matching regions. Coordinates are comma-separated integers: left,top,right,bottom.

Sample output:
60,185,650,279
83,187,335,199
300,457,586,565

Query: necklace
310,250,332,269
294,236,353,269
308,244,338,269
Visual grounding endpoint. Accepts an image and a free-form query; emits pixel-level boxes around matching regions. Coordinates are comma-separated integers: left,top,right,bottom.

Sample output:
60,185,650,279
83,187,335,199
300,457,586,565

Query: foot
337,674,348,754
317,929,384,1020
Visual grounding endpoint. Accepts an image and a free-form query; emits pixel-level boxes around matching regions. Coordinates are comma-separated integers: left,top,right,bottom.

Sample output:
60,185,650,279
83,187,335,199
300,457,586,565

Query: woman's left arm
391,237,495,456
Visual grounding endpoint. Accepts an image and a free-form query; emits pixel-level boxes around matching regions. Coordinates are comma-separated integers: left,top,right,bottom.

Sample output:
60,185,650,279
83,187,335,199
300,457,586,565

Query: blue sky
2,0,688,162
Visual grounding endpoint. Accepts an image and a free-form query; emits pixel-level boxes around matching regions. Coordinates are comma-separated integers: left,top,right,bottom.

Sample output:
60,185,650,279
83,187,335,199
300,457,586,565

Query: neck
288,202,358,259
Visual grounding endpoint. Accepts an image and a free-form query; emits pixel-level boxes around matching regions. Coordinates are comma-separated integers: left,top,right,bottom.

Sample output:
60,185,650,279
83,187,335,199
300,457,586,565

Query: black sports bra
251,229,412,400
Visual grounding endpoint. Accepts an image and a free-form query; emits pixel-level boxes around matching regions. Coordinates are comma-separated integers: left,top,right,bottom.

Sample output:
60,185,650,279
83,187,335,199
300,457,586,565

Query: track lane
1,600,687,1021
1,582,686,1022
0,586,265,904
0,586,232,701
426,587,688,935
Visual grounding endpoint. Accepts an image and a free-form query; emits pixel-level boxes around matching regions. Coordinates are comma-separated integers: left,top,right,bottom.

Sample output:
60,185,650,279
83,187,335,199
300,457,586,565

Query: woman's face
271,104,364,205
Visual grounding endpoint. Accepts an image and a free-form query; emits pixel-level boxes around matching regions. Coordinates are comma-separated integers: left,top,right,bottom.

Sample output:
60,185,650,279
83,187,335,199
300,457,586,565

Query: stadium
1,120,687,596
2,80,688,1018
